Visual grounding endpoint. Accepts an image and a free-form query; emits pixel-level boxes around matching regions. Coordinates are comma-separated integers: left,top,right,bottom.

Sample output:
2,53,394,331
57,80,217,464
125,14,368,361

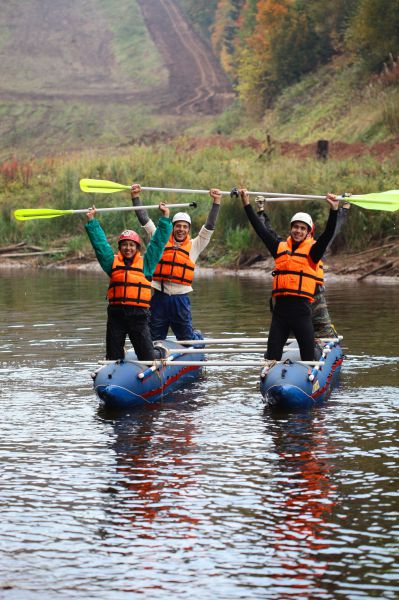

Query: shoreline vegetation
1,240,399,282
1,139,398,279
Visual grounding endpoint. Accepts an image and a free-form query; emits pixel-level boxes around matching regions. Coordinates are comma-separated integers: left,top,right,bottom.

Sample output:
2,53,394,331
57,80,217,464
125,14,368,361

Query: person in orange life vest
239,189,339,361
85,202,172,361
130,183,222,341
254,196,350,337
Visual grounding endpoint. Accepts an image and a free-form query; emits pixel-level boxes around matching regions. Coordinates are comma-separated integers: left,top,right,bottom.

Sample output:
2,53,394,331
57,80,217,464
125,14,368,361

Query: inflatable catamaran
92,335,343,411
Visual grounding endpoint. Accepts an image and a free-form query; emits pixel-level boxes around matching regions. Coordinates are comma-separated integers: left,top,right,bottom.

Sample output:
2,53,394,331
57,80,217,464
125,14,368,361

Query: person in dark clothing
239,189,339,361
254,196,350,337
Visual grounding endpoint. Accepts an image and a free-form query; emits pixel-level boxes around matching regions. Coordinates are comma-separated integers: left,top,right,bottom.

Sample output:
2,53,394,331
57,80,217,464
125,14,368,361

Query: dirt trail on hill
0,0,233,116
136,0,234,114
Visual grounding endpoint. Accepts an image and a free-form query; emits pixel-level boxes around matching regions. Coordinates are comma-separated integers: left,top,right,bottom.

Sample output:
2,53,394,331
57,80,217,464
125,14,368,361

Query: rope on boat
308,341,338,382
137,351,179,380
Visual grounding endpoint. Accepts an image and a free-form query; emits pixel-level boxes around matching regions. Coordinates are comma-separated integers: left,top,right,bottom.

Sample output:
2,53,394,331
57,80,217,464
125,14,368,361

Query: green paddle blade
79,178,130,193
349,190,399,212
14,208,74,220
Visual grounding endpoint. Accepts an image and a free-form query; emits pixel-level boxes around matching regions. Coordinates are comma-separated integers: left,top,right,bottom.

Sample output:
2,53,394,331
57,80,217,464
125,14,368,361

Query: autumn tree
178,0,219,35
235,0,354,115
211,0,246,74
346,0,399,71
235,0,290,114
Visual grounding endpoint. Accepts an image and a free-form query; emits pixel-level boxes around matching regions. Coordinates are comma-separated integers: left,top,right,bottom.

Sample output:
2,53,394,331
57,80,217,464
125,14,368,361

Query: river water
1,268,398,599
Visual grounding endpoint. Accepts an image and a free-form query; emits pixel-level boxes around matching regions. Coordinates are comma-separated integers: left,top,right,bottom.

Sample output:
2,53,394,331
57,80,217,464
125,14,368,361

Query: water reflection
99,400,202,537
264,411,338,594
1,268,399,598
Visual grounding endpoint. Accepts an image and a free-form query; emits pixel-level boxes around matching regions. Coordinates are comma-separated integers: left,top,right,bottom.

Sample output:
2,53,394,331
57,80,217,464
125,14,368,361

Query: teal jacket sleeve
143,216,172,277
85,219,115,276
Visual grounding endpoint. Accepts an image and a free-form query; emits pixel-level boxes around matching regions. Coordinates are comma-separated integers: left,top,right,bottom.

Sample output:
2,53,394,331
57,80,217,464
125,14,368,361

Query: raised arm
142,203,172,277
310,194,339,263
131,183,150,226
203,188,222,230
189,188,222,260
239,189,280,257
85,205,115,276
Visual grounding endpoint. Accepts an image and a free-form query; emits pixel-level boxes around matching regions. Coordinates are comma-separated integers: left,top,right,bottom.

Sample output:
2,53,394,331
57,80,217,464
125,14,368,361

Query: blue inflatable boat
92,339,204,410
260,339,344,410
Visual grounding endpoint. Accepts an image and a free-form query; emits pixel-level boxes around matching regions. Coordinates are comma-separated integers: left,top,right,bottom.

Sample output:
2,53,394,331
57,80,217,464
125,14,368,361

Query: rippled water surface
1,269,398,599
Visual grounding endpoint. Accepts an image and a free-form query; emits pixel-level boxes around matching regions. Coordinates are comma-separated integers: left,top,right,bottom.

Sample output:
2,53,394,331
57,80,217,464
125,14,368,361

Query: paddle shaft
174,336,343,345
80,179,327,199
76,202,195,214
129,360,323,367
80,180,399,211
150,346,296,354
139,187,396,207
138,186,329,200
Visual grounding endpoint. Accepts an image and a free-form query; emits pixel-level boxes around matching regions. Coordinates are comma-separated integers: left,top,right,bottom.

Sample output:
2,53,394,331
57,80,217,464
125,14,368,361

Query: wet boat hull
93,339,204,410
260,340,344,410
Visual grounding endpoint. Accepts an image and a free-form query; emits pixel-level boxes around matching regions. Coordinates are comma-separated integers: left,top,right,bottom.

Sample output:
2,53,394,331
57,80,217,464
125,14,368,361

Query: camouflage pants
312,292,337,337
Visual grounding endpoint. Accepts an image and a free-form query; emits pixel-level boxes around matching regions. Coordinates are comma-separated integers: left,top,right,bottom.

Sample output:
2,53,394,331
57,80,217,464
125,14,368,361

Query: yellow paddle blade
349,190,399,212
14,208,74,220
79,178,130,194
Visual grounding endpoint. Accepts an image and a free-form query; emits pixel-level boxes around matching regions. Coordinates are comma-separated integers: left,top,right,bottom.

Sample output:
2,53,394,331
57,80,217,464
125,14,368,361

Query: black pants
106,305,155,361
267,296,315,361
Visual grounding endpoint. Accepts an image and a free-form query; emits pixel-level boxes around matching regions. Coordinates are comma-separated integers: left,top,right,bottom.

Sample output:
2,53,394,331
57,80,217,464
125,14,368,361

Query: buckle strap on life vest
275,249,309,259
272,268,322,283
108,281,152,291
165,243,191,257
111,264,142,275
272,287,314,299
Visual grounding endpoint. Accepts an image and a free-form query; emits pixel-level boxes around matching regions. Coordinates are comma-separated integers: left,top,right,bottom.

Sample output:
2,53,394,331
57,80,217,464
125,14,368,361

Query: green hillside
0,0,398,268
0,0,169,157
208,56,399,146
263,59,399,144
1,0,398,159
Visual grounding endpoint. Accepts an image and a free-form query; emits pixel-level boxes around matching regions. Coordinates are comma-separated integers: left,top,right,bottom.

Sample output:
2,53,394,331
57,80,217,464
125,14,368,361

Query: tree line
180,0,399,116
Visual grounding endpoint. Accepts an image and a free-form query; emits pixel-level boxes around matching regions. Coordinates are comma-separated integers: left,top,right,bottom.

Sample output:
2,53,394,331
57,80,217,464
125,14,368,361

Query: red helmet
118,229,141,247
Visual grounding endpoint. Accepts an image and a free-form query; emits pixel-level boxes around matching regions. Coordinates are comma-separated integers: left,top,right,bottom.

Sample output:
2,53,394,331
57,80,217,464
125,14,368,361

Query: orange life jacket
107,252,152,308
152,234,195,287
272,237,323,302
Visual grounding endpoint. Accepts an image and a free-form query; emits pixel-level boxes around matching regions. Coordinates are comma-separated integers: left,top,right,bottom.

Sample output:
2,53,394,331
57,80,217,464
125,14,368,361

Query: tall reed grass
1,142,398,261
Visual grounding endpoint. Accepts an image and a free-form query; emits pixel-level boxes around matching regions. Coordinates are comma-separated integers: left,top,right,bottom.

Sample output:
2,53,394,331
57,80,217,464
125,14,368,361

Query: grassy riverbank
1,141,398,268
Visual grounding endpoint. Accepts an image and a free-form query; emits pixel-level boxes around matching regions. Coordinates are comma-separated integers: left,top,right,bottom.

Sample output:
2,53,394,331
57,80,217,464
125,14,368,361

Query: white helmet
290,212,313,230
172,212,191,225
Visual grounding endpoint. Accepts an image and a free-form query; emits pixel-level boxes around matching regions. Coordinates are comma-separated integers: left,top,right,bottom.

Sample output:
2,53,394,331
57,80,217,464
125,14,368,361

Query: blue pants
150,290,203,341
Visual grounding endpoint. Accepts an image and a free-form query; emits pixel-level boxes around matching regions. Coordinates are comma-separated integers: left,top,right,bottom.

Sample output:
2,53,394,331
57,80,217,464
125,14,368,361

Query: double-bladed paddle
14,202,197,221
79,178,399,212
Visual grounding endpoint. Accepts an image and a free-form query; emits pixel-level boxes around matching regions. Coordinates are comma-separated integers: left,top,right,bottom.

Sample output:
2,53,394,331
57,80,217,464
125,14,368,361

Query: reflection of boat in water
93,339,204,410
260,339,343,410
98,401,201,532
263,411,338,591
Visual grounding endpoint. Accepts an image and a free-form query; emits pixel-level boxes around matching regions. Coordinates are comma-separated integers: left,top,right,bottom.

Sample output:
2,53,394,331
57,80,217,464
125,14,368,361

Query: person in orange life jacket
254,196,350,337
130,183,222,341
85,202,172,361
239,189,339,361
